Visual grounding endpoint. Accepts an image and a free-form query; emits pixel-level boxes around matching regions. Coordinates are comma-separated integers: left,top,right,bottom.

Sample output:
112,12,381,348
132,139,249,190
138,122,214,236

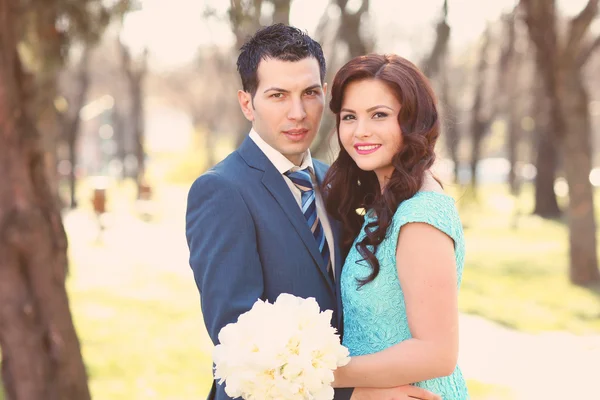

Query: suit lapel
238,137,334,292
313,163,338,289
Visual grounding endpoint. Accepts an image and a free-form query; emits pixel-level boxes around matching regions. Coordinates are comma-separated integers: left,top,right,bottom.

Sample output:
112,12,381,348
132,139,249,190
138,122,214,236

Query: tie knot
285,168,314,192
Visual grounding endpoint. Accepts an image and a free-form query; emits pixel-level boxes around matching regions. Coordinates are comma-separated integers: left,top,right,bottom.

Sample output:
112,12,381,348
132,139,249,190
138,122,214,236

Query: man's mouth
283,129,309,142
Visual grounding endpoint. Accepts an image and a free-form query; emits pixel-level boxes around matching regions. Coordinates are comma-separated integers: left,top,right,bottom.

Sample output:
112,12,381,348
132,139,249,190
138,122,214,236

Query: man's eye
271,93,283,98
305,90,317,96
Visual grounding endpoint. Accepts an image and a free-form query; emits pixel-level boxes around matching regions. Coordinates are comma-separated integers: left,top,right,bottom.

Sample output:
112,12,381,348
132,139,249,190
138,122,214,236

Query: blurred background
1,0,600,399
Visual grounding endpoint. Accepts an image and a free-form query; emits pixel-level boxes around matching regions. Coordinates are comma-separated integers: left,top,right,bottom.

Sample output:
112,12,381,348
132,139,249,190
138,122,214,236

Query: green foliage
455,184,600,333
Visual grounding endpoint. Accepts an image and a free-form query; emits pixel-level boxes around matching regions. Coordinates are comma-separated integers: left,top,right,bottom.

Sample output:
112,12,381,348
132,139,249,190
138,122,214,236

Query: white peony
213,293,351,400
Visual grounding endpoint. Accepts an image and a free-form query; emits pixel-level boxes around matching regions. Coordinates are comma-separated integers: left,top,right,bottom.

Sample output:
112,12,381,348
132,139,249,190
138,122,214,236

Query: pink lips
283,128,309,142
354,143,382,155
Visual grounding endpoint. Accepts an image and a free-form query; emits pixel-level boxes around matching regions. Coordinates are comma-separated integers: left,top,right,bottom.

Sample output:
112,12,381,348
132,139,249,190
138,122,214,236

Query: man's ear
322,82,328,98
237,90,254,122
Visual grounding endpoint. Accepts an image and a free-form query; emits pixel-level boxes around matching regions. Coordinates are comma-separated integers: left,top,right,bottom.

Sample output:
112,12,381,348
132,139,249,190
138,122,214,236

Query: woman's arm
334,222,459,388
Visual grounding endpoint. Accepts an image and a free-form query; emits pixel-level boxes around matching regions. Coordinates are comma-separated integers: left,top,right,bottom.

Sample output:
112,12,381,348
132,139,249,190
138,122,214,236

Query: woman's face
339,78,403,188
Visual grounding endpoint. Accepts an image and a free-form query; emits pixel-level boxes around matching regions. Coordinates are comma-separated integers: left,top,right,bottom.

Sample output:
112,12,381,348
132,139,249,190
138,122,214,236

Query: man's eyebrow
304,84,322,91
263,87,290,93
263,84,322,93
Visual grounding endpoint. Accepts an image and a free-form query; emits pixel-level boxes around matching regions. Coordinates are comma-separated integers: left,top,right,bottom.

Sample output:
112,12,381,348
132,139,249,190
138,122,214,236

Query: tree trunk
131,74,145,195
561,73,600,285
112,101,128,180
336,0,371,58
533,128,561,218
469,27,492,192
67,126,78,208
439,64,460,183
470,123,484,189
531,66,561,218
271,0,290,25
119,39,147,196
420,0,450,79
520,0,600,286
65,47,92,209
0,0,91,397
507,120,519,194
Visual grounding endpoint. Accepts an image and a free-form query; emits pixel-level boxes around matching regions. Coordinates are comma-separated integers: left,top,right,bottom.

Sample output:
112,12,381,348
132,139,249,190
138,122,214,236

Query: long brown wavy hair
323,54,440,287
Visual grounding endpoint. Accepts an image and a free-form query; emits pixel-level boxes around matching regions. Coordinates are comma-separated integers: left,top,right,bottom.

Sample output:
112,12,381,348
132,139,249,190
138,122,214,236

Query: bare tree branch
229,0,263,48
421,0,450,78
519,0,560,105
493,10,517,117
336,0,372,57
577,34,600,66
271,0,291,24
565,0,599,62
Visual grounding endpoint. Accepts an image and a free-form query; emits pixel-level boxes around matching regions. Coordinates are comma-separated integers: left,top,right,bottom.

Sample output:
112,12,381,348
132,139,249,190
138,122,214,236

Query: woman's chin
354,162,377,172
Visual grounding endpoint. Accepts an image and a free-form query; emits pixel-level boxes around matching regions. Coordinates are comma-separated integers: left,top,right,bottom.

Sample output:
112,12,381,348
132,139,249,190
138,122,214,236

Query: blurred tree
532,79,562,218
57,46,93,209
439,68,460,182
470,14,520,193
312,0,374,159
520,0,600,285
469,26,493,191
421,0,450,79
229,0,264,50
419,0,460,182
0,0,125,398
271,0,291,24
119,36,148,197
159,51,237,170
501,11,521,195
335,0,372,58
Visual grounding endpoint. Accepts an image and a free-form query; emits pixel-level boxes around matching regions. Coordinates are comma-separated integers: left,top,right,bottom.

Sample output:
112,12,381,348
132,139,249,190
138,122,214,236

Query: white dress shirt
249,129,335,272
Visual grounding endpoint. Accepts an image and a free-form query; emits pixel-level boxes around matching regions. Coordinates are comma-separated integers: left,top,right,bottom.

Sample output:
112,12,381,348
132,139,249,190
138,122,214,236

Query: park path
63,184,600,400
458,313,600,399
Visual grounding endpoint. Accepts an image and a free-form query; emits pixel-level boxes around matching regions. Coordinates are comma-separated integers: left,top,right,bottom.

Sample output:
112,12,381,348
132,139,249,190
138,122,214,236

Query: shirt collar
249,128,313,175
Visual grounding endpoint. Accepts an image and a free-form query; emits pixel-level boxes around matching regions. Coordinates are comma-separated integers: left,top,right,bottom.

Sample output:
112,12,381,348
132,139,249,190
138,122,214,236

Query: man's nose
288,98,307,120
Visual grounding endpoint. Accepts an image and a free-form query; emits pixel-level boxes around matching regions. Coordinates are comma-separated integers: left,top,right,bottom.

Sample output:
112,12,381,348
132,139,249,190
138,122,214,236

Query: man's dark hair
237,23,327,97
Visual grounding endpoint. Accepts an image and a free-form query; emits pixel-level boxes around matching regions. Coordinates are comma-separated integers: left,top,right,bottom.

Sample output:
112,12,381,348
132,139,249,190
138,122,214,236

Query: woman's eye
373,112,388,119
341,114,355,121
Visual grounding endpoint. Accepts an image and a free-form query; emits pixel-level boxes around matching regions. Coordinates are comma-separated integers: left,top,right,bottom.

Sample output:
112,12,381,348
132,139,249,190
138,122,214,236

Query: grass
63,201,215,399
2,180,599,398
453,183,600,333
466,380,514,400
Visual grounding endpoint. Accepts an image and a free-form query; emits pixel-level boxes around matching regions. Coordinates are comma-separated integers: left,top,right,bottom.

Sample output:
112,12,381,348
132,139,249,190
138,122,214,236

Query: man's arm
185,172,264,344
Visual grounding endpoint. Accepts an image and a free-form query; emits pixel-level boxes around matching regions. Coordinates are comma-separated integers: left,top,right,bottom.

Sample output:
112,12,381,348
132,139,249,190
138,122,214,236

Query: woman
324,54,469,399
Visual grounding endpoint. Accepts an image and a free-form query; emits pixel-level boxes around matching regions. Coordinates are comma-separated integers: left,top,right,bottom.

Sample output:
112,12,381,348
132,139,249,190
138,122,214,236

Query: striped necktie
285,168,333,281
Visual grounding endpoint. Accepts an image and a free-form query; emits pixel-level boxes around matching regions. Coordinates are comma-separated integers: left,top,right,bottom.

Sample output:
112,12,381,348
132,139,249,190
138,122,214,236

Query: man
186,23,440,400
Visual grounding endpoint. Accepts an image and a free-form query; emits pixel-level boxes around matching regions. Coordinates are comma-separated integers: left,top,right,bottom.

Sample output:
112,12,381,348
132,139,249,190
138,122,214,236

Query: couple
185,23,469,400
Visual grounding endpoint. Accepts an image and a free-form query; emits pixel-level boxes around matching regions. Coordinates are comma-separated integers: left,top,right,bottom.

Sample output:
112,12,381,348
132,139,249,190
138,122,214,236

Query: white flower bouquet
213,293,351,400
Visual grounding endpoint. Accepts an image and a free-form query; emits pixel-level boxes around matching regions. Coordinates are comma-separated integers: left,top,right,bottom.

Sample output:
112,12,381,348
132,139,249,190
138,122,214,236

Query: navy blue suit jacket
185,137,353,400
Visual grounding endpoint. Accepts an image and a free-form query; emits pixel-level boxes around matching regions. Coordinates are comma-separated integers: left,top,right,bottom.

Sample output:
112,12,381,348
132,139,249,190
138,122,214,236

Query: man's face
238,57,326,165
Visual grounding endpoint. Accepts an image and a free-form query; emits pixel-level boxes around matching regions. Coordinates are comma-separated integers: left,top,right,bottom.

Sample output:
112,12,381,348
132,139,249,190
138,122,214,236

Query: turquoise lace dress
341,191,469,400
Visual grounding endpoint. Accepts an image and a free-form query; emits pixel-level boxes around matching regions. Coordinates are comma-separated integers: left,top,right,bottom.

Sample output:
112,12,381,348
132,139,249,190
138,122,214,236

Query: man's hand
350,385,441,400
